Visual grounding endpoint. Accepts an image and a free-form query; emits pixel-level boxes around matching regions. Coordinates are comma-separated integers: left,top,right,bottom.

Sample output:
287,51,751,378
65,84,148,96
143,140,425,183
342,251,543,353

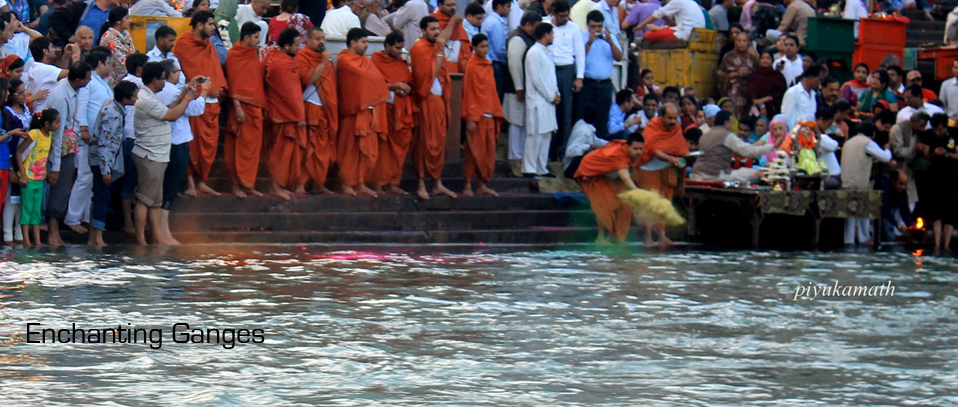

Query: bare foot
462,189,474,197
643,236,654,246
246,188,264,197
196,182,221,196
183,186,197,197
269,183,291,200
355,185,378,198
385,185,408,195
434,184,457,198
371,186,384,195
924,11,934,21
293,186,307,195
22,241,32,248
477,185,498,197
314,186,336,195
123,226,136,237
48,238,63,247
595,235,612,245
658,236,675,246
416,186,430,200
232,185,247,198
342,185,357,196
68,224,88,234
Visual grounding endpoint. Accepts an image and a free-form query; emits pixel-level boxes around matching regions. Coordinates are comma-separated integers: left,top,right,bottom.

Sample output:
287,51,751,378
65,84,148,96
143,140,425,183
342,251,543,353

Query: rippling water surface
1,246,957,406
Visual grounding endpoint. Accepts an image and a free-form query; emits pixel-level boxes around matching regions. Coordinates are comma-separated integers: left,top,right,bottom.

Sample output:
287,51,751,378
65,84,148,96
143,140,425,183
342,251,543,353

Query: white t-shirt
26,62,63,112
1,32,30,62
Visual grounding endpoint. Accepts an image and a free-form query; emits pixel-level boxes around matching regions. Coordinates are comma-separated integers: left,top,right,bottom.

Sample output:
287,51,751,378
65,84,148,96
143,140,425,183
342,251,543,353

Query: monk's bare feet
385,185,407,195
269,183,291,200
184,176,197,196
462,186,474,197
246,188,264,197
477,184,498,196
68,224,88,234
433,183,457,199
196,181,221,196
314,186,335,195
658,236,675,246
342,185,357,196
356,185,378,198
371,186,384,195
595,235,612,245
643,235,654,246
293,185,307,195
232,185,247,198
416,187,430,200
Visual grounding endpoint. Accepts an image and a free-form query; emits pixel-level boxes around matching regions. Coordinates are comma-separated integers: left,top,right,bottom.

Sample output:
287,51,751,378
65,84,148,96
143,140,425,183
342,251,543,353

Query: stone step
169,210,596,232
198,176,538,194
169,193,577,214
205,158,517,179
171,226,618,244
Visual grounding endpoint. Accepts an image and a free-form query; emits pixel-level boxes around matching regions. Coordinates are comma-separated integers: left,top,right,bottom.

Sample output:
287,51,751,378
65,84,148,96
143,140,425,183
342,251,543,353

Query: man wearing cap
907,70,937,102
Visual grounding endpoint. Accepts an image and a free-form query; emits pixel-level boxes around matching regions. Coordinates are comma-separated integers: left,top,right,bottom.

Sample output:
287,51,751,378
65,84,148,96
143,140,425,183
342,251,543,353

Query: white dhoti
503,91,525,160
65,141,93,226
521,131,552,175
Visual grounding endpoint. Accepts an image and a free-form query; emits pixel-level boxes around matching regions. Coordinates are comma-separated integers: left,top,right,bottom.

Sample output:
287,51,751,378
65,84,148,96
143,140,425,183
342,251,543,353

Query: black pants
553,65,576,161
492,61,509,104
578,79,614,139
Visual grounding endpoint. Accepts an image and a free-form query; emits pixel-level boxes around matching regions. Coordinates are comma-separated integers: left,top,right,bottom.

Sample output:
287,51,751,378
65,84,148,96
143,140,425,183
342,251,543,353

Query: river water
0,246,956,406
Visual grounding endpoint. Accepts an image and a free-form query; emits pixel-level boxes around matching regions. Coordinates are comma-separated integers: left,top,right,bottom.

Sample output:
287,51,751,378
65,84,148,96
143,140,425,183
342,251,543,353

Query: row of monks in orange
204,20,503,201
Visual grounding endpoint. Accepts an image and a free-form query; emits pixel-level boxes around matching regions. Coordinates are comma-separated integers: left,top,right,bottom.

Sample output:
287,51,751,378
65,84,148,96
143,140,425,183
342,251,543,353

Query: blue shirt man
582,31,619,80
481,6,508,62
79,0,114,41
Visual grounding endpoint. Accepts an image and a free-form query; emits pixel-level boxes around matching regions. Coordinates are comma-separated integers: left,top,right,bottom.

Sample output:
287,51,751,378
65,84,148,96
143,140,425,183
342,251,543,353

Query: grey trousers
553,65,576,160
45,153,76,221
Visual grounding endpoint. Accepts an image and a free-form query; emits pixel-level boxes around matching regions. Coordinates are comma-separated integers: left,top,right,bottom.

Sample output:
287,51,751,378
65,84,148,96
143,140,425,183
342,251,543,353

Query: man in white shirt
897,84,943,123
66,50,115,234
463,3,485,39
939,58,958,120
774,34,803,86
386,0,429,45
639,93,659,127
809,107,842,189
635,0,706,41
563,105,608,177
321,0,363,37
146,25,186,89
26,37,72,111
549,1,584,160
781,64,820,129
523,22,560,178
236,0,270,47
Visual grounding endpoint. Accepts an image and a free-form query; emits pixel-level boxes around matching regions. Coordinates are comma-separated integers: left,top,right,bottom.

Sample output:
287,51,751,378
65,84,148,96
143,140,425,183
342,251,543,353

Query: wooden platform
683,186,882,248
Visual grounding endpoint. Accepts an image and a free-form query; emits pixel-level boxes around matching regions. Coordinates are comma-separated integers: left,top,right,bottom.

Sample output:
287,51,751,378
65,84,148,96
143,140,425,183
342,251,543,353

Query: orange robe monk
173,30,228,185
461,53,504,184
263,48,307,191
224,43,265,191
370,50,415,189
634,117,689,200
432,9,471,74
295,47,339,190
336,49,390,188
574,141,638,243
410,38,451,182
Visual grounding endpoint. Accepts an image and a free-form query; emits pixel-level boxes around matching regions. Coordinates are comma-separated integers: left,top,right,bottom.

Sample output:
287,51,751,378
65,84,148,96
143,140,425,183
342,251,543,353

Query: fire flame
909,217,925,230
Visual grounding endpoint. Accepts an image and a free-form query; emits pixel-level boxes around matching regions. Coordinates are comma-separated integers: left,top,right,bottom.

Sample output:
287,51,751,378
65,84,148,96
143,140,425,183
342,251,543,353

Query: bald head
659,103,679,129
76,26,95,52
251,0,270,15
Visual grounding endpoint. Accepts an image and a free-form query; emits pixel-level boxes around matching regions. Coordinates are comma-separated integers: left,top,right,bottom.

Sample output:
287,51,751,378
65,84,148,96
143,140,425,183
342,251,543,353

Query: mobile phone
197,77,207,84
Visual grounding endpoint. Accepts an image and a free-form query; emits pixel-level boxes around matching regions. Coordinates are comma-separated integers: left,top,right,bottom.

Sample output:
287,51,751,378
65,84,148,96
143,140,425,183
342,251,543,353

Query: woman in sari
679,95,698,133
268,0,314,44
858,69,899,114
841,63,870,106
635,69,662,99
748,50,787,117
717,33,758,120
98,7,135,85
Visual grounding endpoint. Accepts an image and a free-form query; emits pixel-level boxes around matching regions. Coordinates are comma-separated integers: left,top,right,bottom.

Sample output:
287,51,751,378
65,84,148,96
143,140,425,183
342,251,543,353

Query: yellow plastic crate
638,48,720,99
687,29,719,53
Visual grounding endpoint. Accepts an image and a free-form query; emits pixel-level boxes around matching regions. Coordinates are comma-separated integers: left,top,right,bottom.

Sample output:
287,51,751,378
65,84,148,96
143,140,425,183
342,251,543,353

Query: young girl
0,77,26,246
4,79,31,244
16,108,59,247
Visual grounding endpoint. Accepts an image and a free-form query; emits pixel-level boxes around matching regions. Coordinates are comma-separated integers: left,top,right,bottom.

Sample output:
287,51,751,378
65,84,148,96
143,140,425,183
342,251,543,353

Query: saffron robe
432,9,472,73
635,117,689,200
296,47,339,187
224,44,265,189
264,48,307,189
574,140,637,243
370,51,416,187
462,54,504,183
410,39,451,180
336,50,390,186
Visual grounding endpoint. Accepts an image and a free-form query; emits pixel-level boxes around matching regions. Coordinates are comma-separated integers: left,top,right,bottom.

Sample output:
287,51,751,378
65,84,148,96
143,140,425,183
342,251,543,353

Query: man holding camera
579,10,622,140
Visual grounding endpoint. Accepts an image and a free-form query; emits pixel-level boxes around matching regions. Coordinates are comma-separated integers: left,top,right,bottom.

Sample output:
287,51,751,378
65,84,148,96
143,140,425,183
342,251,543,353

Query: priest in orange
295,27,338,195
336,28,390,197
224,22,266,198
574,134,645,244
633,103,689,246
432,0,471,73
411,16,456,200
263,28,308,200
461,33,504,197
174,10,228,196
371,31,416,195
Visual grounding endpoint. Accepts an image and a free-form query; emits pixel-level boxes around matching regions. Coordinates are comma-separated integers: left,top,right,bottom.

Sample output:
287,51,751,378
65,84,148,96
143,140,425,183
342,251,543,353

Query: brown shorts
133,154,167,208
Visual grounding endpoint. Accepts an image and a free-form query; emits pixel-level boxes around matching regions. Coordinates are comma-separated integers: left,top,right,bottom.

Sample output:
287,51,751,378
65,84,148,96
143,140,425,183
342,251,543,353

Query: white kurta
524,43,558,135
503,36,528,126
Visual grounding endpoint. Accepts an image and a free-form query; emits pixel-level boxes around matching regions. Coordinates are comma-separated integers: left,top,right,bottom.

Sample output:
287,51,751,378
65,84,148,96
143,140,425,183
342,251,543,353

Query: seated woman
858,69,899,115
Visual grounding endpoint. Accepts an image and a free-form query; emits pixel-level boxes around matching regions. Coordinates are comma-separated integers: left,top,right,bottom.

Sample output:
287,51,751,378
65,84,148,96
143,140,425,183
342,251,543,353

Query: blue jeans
120,138,138,200
162,142,190,210
90,166,111,231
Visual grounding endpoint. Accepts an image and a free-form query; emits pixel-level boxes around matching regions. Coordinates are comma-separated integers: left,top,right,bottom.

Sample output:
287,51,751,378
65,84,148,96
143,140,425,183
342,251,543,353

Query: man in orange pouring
411,16,456,200
224,22,266,198
263,28,308,200
174,10,227,196
295,27,338,195
574,132,645,244
432,0,471,73
371,31,415,195
336,28,390,197
461,33,504,196
634,102,689,246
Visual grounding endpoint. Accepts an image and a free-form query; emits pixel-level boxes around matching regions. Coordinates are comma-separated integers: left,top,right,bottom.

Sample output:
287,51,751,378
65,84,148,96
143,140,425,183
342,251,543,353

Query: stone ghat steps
171,226,614,245
904,8,946,48
169,193,571,214
205,159,518,180
200,176,538,194
169,209,597,232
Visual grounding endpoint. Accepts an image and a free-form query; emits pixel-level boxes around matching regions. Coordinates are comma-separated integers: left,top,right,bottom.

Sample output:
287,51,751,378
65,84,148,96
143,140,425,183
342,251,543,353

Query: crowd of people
0,0,953,249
